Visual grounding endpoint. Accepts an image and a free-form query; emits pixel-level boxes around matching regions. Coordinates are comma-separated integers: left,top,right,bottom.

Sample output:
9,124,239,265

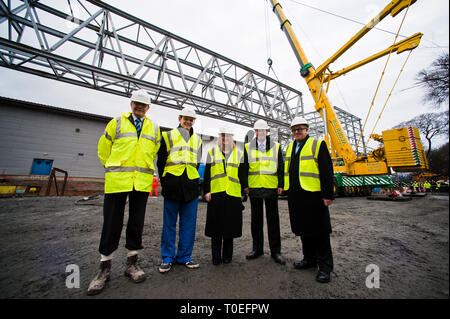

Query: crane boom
269,0,423,176
270,0,357,166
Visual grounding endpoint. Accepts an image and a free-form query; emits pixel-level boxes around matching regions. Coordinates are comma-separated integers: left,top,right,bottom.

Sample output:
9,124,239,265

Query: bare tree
393,110,449,158
415,53,449,109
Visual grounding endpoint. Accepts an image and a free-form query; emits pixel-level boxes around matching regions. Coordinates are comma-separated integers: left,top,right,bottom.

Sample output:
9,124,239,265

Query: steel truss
0,0,365,150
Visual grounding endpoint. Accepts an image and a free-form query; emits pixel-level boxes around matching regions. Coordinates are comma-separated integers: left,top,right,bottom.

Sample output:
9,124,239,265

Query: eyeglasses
292,127,307,133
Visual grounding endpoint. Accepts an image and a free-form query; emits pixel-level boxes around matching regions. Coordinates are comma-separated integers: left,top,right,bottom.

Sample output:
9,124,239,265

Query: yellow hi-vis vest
162,127,202,180
284,137,322,192
245,141,280,189
98,112,161,194
209,145,243,198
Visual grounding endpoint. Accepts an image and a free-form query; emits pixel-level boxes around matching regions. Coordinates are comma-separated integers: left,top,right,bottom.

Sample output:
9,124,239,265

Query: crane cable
362,50,413,156
355,2,412,153
264,0,274,75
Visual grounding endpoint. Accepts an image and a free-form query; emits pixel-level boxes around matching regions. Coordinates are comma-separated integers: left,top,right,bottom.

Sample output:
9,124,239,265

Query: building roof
0,96,113,122
0,96,217,139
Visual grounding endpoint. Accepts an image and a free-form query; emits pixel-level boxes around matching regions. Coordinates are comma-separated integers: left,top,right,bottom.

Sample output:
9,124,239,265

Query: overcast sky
0,0,448,148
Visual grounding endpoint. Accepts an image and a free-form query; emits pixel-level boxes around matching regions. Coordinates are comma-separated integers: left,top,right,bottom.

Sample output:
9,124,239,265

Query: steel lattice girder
0,0,306,147
0,0,366,150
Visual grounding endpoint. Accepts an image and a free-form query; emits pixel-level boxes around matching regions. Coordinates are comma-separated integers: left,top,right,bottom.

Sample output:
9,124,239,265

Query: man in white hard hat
242,119,285,265
284,116,334,283
88,89,161,295
157,106,202,273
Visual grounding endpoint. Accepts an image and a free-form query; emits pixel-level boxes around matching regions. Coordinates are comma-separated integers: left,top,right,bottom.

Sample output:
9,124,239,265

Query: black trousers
99,190,149,256
300,234,334,273
249,197,281,255
211,237,233,262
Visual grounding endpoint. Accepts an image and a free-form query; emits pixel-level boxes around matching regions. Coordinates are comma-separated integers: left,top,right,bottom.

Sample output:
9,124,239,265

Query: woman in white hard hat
203,127,246,265
157,107,202,273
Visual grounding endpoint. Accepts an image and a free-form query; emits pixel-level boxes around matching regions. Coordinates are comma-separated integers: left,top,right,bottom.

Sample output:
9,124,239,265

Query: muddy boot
124,255,146,283
86,260,111,295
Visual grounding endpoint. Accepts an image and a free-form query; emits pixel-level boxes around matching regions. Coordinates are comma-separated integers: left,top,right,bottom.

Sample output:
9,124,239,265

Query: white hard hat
290,116,309,128
254,119,270,130
130,89,151,105
179,107,197,119
218,126,234,135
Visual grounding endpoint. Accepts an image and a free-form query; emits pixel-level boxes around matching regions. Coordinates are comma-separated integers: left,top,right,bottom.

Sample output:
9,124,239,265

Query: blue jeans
161,198,198,264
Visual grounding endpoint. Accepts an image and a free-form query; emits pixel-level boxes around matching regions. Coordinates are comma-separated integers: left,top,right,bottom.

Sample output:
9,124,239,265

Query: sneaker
158,262,172,273
184,260,200,269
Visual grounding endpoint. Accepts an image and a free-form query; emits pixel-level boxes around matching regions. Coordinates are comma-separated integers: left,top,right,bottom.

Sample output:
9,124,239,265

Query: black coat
287,136,334,236
204,192,243,238
203,150,245,239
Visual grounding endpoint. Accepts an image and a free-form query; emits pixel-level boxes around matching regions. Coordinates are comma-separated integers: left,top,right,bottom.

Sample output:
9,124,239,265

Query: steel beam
0,0,362,149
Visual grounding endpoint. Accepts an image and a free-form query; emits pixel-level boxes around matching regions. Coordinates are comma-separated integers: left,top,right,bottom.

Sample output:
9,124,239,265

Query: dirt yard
0,193,448,299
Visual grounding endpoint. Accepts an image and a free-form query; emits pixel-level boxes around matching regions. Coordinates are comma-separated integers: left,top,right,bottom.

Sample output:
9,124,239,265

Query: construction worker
284,116,334,283
424,181,431,193
204,127,245,265
87,89,161,295
419,181,424,192
242,119,285,265
431,180,437,193
157,107,202,273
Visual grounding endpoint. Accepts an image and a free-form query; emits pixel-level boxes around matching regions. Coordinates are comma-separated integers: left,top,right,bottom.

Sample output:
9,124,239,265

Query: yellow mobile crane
270,0,428,194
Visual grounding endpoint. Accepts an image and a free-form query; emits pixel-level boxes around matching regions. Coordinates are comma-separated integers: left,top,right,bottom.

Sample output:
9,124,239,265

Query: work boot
124,255,146,283
86,260,111,296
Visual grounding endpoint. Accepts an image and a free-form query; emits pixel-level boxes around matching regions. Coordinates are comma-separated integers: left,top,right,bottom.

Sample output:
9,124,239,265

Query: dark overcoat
205,192,243,239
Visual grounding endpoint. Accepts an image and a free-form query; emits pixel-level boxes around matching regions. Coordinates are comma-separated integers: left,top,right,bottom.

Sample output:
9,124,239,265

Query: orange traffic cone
150,176,159,197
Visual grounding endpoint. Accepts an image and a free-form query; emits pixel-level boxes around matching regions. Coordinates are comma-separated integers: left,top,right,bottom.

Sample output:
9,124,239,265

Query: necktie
135,118,142,137
295,142,301,154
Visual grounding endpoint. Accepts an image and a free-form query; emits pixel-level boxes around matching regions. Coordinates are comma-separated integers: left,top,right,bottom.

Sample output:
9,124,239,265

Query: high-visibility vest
162,127,202,180
98,112,161,194
209,146,243,198
245,141,280,189
284,137,322,192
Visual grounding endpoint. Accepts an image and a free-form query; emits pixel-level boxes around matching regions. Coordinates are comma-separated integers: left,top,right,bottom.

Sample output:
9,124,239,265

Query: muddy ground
0,194,448,299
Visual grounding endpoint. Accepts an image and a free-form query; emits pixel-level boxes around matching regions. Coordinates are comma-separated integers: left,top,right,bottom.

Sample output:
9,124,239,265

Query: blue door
30,159,54,175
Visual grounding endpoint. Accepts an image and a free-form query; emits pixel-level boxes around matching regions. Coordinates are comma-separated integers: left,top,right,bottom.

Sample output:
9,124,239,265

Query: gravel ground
0,194,448,299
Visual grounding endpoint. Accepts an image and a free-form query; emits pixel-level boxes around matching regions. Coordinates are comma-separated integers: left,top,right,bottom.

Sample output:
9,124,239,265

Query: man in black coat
285,116,334,283
242,120,285,265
